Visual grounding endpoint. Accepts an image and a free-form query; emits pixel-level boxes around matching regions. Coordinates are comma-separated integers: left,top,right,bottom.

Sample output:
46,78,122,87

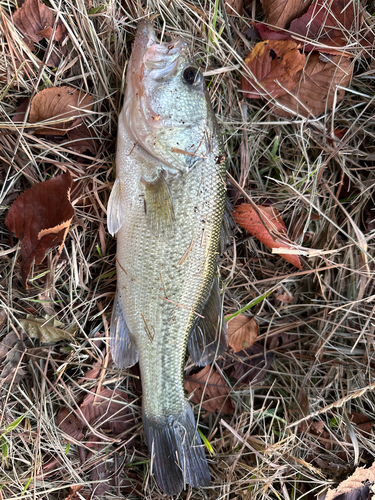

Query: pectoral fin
188,278,228,366
107,178,125,236
141,170,174,234
110,292,139,368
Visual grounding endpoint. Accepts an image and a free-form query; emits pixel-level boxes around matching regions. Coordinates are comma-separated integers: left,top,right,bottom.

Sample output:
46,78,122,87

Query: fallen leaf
57,388,134,495
0,332,27,388
324,463,375,500
261,0,313,29
67,123,98,154
225,0,243,16
80,387,133,437
228,343,274,384
233,203,302,268
5,172,75,286
185,365,233,414
12,98,30,123
227,315,258,352
272,53,353,117
13,0,68,67
29,86,93,135
20,315,76,343
252,22,292,41
275,291,294,303
348,412,372,435
242,40,306,99
56,407,84,442
13,0,54,46
63,486,90,500
289,0,363,51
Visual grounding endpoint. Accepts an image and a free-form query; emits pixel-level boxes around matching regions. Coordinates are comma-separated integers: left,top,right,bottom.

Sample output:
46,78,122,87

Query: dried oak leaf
13,0,54,46
261,0,313,29
227,315,258,353
185,365,233,414
325,463,375,500
227,343,274,384
29,86,93,135
0,332,27,388
5,171,74,286
272,53,353,117
20,315,76,343
242,40,306,99
233,203,302,269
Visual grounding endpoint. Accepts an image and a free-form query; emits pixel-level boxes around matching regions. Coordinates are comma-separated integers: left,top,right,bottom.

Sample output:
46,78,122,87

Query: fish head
123,20,215,174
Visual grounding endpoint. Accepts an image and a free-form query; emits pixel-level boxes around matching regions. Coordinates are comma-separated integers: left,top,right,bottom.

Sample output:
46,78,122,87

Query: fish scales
108,20,228,495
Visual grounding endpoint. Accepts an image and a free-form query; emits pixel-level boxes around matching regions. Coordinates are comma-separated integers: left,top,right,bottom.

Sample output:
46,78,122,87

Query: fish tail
143,403,210,495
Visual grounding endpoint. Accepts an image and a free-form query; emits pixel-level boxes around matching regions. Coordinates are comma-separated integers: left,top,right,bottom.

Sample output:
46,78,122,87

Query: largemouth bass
107,20,228,495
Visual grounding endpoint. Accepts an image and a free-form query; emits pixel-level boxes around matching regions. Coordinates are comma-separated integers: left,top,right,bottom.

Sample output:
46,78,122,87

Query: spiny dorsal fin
188,277,228,366
141,169,175,234
110,292,139,368
107,178,125,236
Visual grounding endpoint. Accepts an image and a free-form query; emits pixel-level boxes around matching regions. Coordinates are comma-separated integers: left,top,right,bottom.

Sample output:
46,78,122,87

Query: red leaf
233,203,302,269
5,172,74,286
185,365,233,414
289,0,363,51
241,40,306,99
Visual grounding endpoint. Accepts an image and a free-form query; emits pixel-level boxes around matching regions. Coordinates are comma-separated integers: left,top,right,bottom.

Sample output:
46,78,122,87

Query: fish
107,20,228,495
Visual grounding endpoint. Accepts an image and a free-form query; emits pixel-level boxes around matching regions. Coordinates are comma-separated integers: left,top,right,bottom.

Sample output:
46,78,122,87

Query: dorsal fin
188,277,228,366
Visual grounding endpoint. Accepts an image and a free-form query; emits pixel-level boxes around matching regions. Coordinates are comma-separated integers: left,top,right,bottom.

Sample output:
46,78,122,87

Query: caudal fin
143,404,210,495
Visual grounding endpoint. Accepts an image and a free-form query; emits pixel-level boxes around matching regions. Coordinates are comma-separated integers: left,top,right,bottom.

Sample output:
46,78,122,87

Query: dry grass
1,0,375,498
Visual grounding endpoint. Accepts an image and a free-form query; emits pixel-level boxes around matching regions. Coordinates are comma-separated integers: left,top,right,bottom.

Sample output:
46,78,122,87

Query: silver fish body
108,21,228,495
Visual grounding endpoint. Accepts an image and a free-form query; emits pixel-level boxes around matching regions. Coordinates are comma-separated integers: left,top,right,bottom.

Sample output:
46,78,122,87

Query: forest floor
1,0,375,498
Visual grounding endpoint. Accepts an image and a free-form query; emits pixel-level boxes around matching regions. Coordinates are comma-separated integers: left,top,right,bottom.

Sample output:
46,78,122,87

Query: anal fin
110,292,138,368
188,277,228,366
141,169,174,234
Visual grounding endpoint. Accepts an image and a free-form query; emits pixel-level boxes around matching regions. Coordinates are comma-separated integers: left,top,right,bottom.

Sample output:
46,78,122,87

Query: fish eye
182,66,202,86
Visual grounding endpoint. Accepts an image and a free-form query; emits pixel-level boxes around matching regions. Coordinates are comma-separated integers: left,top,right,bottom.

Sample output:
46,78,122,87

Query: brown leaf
67,123,98,154
80,388,133,437
348,412,373,435
227,315,258,352
242,40,306,99
20,315,76,343
225,0,243,16
228,343,274,384
275,292,294,303
13,0,54,45
29,86,93,135
289,0,364,51
324,463,375,500
5,172,74,286
233,203,302,268
272,53,353,117
0,332,26,388
56,408,84,442
37,23,67,43
261,0,313,29
185,365,233,414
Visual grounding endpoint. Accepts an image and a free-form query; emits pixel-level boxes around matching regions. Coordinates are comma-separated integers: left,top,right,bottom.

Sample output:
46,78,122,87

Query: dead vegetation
1,0,375,498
